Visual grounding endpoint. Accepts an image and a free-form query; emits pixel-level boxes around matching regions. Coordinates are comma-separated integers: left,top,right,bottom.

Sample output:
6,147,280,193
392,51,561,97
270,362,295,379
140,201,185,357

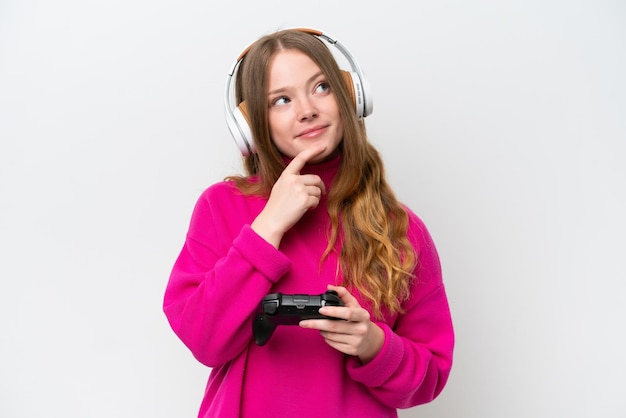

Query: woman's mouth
296,125,328,139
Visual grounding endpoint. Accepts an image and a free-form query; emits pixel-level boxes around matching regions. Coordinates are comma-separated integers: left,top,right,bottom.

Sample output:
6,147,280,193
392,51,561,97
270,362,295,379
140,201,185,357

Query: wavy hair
227,29,416,318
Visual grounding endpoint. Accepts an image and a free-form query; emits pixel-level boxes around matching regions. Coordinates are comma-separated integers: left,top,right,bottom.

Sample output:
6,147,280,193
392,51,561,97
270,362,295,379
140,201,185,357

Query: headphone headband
224,28,373,156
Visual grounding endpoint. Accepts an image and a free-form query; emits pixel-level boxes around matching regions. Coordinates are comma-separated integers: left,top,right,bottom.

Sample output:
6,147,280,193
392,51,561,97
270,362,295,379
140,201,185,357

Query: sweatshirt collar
283,152,342,190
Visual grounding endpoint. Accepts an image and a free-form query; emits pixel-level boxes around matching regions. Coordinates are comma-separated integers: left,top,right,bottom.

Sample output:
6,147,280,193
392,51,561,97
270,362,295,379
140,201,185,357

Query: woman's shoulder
186,179,262,228
201,175,261,197
401,204,437,250
202,179,239,198
402,204,427,230
196,177,265,209
401,205,444,293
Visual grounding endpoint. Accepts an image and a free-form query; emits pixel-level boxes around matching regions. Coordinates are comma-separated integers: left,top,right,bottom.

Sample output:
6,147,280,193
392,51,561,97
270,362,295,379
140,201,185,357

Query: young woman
163,28,454,418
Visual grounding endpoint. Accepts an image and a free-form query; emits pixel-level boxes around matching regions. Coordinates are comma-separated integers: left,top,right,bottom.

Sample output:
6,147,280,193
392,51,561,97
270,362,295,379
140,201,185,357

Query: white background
1,0,625,417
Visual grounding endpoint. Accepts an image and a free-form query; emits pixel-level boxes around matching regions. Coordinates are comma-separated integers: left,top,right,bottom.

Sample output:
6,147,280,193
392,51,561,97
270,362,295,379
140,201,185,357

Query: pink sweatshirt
163,155,454,417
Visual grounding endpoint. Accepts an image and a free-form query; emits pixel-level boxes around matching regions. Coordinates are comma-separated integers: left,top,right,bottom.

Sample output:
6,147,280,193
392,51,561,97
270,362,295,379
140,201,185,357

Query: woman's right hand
251,145,327,249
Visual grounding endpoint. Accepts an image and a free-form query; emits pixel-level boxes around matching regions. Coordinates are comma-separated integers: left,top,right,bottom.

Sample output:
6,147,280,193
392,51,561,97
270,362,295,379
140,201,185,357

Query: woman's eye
272,96,290,106
315,82,330,94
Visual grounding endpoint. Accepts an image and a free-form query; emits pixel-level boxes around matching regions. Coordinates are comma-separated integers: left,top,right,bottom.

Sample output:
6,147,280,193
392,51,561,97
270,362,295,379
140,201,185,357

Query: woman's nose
297,97,318,121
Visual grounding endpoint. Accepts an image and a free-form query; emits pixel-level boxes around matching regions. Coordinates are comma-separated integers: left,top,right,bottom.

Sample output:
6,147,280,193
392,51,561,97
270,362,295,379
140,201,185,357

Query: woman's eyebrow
268,71,324,96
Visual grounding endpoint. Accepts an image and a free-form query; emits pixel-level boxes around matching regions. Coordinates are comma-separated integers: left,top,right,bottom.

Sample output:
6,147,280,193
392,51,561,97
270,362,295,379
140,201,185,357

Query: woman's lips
296,125,328,139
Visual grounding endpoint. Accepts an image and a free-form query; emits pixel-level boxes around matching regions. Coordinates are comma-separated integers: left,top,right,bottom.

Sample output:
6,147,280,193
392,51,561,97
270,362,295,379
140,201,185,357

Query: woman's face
266,49,344,163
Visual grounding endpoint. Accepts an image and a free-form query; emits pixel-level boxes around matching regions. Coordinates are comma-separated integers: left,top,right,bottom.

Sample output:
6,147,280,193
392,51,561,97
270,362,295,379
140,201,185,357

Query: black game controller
253,290,344,346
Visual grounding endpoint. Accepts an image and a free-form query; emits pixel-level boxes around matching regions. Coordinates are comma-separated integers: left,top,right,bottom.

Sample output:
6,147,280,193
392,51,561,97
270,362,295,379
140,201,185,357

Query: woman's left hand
299,284,385,364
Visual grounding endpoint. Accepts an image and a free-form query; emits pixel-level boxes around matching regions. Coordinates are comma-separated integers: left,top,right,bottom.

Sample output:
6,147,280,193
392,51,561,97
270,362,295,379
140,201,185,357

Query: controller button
263,301,279,315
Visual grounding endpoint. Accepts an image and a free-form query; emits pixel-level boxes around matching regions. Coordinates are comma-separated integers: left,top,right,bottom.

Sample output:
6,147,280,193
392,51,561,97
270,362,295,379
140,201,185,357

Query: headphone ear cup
340,70,357,113
340,70,372,118
226,101,256,156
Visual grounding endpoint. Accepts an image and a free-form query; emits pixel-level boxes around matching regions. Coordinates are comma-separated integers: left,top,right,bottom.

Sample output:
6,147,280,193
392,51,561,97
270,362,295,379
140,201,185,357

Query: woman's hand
300,285,385,364
251,145,327,248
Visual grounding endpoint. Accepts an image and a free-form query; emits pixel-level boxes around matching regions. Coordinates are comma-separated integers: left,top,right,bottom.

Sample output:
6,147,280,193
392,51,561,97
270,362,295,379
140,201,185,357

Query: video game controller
253,290,344,346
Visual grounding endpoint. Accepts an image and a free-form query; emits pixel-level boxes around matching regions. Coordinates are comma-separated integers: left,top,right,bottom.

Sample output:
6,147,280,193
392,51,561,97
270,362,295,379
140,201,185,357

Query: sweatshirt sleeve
345,211,454,408
163,184,291,367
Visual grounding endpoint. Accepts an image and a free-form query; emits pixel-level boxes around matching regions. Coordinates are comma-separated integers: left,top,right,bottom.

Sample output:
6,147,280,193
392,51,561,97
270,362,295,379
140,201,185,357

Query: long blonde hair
227,29,416,318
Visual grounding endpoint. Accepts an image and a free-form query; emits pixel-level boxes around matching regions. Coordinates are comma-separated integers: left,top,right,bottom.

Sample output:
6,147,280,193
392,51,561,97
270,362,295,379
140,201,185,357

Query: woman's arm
163,185,291,367
301,211,454,408
346,213,454,407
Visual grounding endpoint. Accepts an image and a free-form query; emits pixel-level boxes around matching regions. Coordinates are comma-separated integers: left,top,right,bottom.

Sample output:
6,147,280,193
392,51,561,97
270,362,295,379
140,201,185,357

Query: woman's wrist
251,217,284,249
358,322,385,364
